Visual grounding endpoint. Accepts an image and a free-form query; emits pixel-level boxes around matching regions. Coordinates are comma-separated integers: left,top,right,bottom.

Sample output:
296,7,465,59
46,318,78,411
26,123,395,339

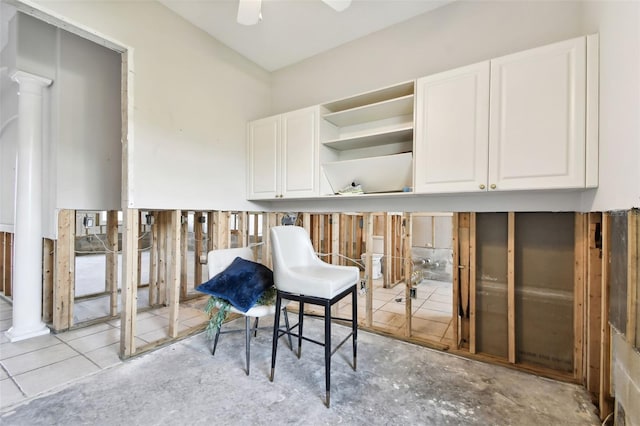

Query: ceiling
159,0,452,72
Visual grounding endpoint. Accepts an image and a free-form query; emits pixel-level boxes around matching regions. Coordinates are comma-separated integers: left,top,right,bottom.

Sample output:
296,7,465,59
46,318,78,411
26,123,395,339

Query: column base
5,323,50,343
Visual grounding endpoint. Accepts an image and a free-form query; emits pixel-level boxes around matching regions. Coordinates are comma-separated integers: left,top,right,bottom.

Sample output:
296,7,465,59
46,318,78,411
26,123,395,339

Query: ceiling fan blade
322,0,352,12
237,0,262,26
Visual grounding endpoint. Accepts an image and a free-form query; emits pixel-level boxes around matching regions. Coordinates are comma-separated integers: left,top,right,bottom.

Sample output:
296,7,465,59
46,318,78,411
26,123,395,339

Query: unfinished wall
27,0,272,212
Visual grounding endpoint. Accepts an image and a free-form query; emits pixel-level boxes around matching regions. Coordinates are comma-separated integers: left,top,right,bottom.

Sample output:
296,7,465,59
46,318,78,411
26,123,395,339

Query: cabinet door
247,115,280,200
414,62,490,193
281,106,319,198
489,37,586,191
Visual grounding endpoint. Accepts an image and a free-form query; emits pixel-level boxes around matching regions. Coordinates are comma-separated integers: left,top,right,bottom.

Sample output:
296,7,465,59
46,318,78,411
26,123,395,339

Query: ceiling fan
237,0,352,25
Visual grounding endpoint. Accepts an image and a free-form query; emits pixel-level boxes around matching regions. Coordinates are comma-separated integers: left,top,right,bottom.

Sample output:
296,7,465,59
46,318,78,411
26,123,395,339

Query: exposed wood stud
137,212,143,287
599,213,613,420
2,233,12,296
458,213,471,349
168,210,181,338
120,208,139,358
363,213,373,328
194,211,204,288
42,238,54,323
469,213,477,354
586,212,603,394
157,212,167,305
302,213,311,236
507,212,516,364
106,210,119,316
627,210,638,347
403,212,412,338
452,213,460,348
238,211,248,248
384,213,392,287
180,211,189,299
149,211,159,307
207,211,215,252
573,213,586,379
54,209,75,332
331,213,340,265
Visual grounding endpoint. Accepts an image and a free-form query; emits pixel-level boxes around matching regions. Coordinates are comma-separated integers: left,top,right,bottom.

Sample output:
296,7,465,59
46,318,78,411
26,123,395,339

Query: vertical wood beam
148,212,158,307
339,214,347,266
120,208,139,358
469,213,477,354
157,212,167,305
312,215,321,253
106,211,119,316
452,213,459,348
251,213,260,260
219,211,231,250
331,213,340,265
384,213,392,288
458,213,471,349
627,210,638,347
364,213,373,328
355,215,363,266
180,211,189,299
302,213,311,235
42,238,54,324
168,210,181,338
507,212,516,364
586,212,603,394
403,212,412,338
574,213,586,380
599,213,613,420
54,209,75,332
238,211,248,248
194,212,204,287
0,233,5,295
207,211,215,252
137,212,143,287
263,213,277,268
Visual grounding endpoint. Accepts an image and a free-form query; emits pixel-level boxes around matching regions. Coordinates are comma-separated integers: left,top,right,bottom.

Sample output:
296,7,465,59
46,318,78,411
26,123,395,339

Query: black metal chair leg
212,323,222,356
270,292,283,382
324,300,332,408
298,301,304,358
283,307,293,350
253,317,259,337
352,286,358,371
245,316,251,375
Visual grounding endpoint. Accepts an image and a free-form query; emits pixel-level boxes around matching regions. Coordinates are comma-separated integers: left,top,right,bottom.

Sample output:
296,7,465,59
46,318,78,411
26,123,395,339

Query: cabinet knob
479,184,485,190
490,184,496,190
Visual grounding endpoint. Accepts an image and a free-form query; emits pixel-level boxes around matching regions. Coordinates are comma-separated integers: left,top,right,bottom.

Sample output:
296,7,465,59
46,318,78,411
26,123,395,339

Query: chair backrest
207,247,254,279
270,226,319,273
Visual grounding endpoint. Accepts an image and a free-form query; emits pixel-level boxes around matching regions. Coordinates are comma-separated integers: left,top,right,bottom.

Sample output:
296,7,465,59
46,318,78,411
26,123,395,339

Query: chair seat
280,264,359,299
211,299,285,317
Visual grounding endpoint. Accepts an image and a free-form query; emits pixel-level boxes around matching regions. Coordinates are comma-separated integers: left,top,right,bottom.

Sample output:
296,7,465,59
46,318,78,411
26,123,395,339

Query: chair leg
283,307,293,350
212,323,222,356
270,292,283,382
298,301,304,358
245,316,251,375
352,285,358,371
324,299,332,408
253,317,259,337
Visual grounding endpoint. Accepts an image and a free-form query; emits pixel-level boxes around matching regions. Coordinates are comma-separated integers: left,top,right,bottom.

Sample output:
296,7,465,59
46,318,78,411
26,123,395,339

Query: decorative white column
6,70,53,342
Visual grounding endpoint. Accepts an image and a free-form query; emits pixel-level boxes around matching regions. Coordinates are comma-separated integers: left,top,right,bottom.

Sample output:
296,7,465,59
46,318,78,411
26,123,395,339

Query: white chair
269,226,359,407
207,247,291,375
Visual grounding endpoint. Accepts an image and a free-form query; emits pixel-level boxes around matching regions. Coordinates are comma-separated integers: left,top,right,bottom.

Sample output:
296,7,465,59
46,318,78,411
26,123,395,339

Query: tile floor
0,297,209,410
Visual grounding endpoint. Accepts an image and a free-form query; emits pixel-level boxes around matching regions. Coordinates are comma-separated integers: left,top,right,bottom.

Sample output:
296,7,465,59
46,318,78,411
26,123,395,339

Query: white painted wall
28,0,272,212
581,1,640,211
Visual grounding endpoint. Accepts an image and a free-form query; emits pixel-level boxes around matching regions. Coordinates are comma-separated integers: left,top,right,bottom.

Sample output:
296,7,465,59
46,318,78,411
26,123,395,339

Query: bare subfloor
1,317,599,425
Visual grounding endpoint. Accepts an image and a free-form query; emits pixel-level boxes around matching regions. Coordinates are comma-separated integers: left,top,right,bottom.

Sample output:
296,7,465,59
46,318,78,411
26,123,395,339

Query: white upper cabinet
247,115,280,200
488,36,586,191
281,106,320,198
414,61,490,193
247,106,319,200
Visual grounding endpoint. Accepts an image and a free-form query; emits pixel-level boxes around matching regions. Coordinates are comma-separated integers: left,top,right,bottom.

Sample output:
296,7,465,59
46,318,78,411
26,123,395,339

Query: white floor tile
55,323,113,342
1,343,79,376
83,342,122,369
0,378,26,408
13,355,99,397
64,328,120,353
0,334,61,360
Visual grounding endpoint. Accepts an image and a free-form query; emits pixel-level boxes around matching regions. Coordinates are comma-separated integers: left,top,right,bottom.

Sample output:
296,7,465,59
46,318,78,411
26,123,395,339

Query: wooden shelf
323,125,413,151
323,95,414,127
323,81,414,113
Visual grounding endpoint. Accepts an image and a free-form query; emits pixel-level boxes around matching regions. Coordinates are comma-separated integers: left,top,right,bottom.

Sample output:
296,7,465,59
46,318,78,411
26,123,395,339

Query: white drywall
581,1,640,211
28,0,272,212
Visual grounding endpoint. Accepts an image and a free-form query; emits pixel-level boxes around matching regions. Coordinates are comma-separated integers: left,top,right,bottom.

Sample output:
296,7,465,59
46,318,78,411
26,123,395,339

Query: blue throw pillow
196,257,273,313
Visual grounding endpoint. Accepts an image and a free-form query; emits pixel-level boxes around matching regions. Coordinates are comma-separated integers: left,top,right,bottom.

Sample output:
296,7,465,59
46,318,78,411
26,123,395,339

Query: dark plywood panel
609,211,628,334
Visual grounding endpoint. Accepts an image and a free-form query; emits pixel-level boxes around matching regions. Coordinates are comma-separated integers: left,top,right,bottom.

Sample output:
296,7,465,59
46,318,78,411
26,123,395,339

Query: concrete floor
1,316,600,426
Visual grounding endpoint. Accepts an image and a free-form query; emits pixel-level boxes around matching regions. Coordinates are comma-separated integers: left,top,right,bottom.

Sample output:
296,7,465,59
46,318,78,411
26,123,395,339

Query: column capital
10,70,53,91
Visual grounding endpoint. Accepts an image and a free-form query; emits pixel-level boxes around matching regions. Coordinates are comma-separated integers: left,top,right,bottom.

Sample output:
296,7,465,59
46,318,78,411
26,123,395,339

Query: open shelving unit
319,81,415,195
